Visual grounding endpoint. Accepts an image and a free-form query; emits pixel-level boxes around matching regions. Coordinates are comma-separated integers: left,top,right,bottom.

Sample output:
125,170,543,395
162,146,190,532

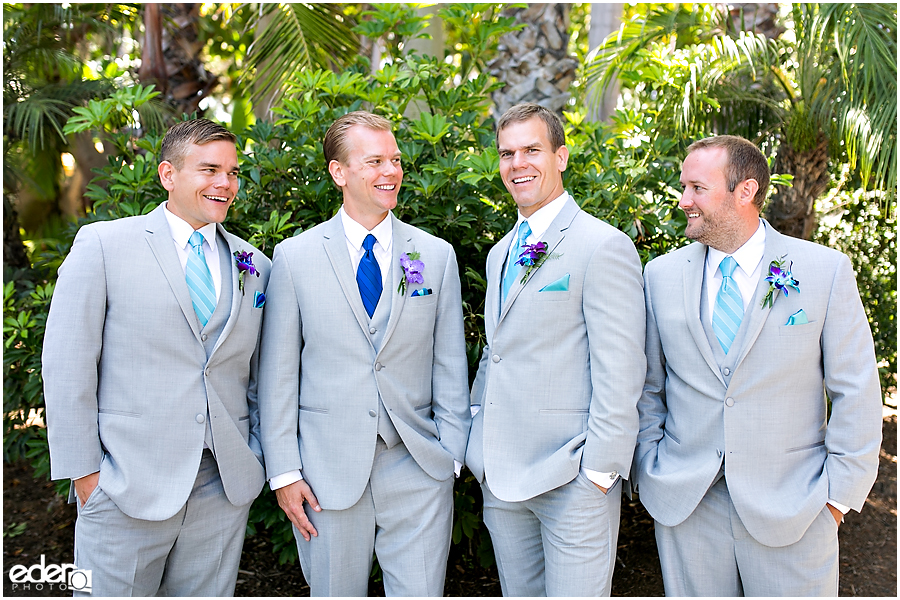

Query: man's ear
556,145,570,173
736,178,759,209
328,160,346,188
158,161,176,192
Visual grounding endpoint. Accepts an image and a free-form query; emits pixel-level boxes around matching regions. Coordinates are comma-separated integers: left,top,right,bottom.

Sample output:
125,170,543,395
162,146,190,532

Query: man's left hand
593,482,609,495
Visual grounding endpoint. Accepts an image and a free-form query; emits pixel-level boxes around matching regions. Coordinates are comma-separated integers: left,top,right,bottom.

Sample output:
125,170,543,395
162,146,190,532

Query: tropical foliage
584,3,897,239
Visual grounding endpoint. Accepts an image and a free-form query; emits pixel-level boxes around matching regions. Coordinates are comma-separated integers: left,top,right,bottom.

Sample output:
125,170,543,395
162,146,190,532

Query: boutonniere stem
516,242,562,284
234,250,260,294
761,255,799,308
398,252,424,295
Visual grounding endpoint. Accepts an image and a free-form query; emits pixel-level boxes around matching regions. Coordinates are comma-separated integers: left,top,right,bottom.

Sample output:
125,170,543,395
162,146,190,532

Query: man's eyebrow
197,161,239,170
498,141,545,153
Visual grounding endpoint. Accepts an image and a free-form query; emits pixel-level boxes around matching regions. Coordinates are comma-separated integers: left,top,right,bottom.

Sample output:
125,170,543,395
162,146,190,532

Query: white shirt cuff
454,460,462,478
269,469,303,491
828,499,850,514
471,405,481,417
582,467,619,488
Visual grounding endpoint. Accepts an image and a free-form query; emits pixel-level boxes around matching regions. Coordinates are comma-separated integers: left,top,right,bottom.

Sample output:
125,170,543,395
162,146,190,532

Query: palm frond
241,3,359,109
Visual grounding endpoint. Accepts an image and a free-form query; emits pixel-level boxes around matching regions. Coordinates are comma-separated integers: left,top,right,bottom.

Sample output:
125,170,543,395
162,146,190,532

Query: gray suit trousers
655,476,839,596
295,439,454,597
481,473,622,596
73,451,250,597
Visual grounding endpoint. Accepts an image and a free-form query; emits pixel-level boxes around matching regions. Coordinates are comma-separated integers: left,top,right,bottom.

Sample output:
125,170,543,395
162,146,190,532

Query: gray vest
364,254,401,447
198,235,234,453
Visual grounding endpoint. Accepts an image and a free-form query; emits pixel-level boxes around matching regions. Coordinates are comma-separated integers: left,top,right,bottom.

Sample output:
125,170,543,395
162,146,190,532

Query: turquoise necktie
357,234,382,318
186,231,216,327
501,220,532,304
712,256,744,354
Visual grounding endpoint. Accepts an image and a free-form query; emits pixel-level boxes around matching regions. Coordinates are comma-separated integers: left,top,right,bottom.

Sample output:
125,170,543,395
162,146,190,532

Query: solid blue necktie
186,231,216,327
501,220,532,304
357,234,382,319
712,256,744,354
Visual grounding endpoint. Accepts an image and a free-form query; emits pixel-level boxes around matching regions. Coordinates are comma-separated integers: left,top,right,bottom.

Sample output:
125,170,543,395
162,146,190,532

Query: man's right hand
275,479,321,541
73,472,100,508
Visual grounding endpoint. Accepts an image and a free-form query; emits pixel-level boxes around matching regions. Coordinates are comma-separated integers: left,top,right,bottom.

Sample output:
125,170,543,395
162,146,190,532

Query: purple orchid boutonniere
233,250,259,295
515,242,561,284
761,255,800,308
398,252,424,295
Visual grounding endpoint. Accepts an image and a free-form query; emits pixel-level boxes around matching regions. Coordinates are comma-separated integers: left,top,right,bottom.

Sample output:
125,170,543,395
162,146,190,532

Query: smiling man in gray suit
634,135,882,596
42,119,270,596
258,111,471,596
466,103,646,596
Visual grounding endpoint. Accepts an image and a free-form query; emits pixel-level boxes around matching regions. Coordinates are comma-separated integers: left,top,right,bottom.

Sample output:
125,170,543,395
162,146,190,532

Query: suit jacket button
369,410,377,417
725,397,735,407
610,471,618,479
369,327,377,334
204,368,210,376
717,449,723,457
201,333,208,342
375,362,383,371
196,414,205,424
492,355,500,363
723,367,731,376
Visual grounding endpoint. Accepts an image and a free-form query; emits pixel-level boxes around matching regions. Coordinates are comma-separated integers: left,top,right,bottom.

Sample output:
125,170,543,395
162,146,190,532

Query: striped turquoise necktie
501,220,532,304
186,231,216,327
712,256,744,354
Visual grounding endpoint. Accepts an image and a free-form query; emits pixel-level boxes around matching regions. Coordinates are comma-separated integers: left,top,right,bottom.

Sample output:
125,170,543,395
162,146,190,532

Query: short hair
496,103,566,151
686,135,770,210
159,119,236,169
323,111,394,165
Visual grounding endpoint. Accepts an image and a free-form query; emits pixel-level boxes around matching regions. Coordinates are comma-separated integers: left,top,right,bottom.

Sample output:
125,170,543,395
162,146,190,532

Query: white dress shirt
704,219,849,516
163,202,223,301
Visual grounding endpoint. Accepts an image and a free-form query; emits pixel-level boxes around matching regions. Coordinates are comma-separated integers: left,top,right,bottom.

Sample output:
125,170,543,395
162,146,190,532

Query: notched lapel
143,206,202,341
730,223,787,370
212,227,244,355
498,197,578,324
379,219,412,351
321,216,374,346
682,248,722,384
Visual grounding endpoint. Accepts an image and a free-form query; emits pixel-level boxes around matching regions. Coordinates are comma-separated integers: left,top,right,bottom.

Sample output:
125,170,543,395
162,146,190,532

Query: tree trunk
764,135,830,239
728,3,784,38
3,195,31,271
586,3,623,123
488,4,577,119
139,3,218,119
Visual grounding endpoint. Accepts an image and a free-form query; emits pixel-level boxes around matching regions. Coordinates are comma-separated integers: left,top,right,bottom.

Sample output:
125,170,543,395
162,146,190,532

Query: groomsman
466,103,646,596
43,119,270,595
634,134,882,595
258,111,471,596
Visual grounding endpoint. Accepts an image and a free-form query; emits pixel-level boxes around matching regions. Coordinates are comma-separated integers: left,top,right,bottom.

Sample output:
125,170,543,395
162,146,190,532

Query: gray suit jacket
43,203,270,521
466,195,646,502
258,213,471,510
634,220,882,547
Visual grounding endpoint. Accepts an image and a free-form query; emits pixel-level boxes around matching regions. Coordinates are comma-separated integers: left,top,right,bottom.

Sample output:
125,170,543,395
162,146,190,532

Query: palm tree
488,4,578,118
584,3,896,239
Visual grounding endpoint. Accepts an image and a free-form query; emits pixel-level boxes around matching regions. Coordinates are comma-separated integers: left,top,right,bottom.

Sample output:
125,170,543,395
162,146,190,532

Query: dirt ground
4,416,896,597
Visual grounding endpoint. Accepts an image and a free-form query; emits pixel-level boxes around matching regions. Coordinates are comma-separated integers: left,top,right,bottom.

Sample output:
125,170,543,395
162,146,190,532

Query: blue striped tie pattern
501,220,532,303
712,256,744,354
186,231,216,327
357,234,382,318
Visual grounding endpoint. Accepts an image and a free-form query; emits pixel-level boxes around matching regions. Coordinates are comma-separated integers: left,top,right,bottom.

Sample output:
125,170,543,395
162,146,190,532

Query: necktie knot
189,231,205,253
719,255,737,278
517,221,532,248
362,234,377,253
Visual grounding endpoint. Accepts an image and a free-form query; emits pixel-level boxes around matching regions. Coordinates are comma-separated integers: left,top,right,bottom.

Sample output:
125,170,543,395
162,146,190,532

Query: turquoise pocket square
253,290,266,308
785,309,807,325
539,273,569,292
411,288,432,297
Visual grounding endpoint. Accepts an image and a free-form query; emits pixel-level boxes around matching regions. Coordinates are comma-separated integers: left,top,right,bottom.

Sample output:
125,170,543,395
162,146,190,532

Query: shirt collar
163,201,218,252
707,219,766,275
340,206,393,252
515,191,569,240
